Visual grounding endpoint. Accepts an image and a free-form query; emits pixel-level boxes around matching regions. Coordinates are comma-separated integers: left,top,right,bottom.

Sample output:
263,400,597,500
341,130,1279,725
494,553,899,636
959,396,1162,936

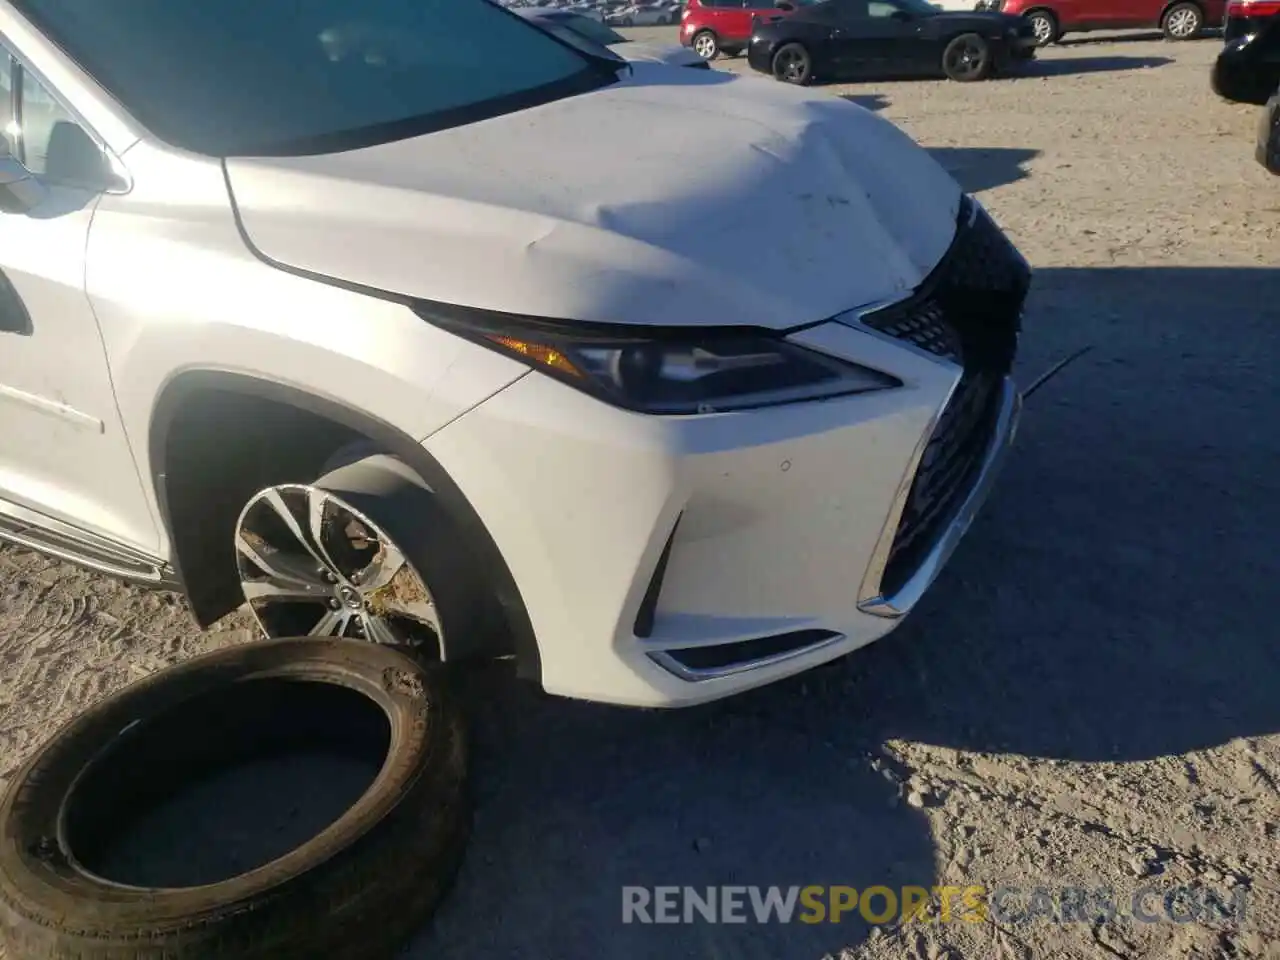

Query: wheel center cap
337,585,363,610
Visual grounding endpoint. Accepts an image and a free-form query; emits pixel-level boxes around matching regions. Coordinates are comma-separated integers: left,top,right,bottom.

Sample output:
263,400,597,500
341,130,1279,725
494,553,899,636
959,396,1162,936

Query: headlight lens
421,310,900,414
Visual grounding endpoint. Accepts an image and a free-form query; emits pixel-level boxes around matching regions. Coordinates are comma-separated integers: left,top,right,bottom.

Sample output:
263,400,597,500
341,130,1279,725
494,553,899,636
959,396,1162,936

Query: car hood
609,39,707,65
224,65,962,329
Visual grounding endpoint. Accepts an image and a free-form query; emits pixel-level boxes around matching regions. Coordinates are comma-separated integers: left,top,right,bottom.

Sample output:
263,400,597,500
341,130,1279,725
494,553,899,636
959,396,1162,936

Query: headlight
417,308,899,414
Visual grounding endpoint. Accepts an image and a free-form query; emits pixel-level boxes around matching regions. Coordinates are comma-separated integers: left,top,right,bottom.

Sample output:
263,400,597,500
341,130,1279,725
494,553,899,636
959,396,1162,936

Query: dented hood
224,65,962,329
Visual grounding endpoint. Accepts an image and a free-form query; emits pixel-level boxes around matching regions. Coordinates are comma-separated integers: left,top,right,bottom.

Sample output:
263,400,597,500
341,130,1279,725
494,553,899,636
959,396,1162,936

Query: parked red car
978,0,1224,44
680,0,801,59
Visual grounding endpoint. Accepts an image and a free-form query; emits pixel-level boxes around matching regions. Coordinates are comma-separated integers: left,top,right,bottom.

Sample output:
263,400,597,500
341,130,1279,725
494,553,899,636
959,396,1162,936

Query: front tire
772,42,813,84
1024,9,1059,45
692,29,720,59
942,32,992,81
1161,1,1202,39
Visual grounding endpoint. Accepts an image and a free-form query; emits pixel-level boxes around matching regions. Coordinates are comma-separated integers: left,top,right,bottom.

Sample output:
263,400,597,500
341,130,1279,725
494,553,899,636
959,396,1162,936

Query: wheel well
1023,7,1057,23
149,372,540,679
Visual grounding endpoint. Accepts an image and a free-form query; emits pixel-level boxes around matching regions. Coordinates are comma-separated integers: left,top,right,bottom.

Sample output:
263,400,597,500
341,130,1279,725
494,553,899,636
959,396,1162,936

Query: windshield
555,13,628,45
12,0,617,157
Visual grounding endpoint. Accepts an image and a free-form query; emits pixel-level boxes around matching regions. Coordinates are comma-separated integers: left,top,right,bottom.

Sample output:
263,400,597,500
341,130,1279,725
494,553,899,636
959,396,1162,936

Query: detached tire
0,638,469,959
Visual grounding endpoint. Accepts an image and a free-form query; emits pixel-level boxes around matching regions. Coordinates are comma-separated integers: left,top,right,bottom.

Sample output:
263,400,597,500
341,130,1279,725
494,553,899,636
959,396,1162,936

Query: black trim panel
0,269,32,335
633,513,681,638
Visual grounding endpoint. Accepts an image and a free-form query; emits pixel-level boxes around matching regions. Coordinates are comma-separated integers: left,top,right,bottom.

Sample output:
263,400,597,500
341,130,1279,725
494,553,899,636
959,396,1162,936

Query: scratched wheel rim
234,484,442,652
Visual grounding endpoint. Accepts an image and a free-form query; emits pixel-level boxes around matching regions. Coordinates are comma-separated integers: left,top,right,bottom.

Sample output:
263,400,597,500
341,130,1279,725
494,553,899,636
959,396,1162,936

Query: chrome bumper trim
647,631,847,682
857,376,1022,619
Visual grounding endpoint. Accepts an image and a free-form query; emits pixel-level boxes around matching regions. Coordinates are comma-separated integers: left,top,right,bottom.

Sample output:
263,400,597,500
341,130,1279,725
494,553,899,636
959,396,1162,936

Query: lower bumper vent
651,629,844,680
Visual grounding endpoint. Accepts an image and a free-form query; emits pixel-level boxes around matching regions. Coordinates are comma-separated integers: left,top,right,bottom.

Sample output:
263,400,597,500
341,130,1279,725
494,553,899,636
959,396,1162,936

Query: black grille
860,200,1029,596
860,298,962,363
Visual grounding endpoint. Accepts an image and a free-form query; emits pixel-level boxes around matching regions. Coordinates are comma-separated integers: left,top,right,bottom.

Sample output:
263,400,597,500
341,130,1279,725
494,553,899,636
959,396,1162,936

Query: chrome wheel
1164,5,1199,36
1028,12,1054,43
235,484,441,652
693,31,718,59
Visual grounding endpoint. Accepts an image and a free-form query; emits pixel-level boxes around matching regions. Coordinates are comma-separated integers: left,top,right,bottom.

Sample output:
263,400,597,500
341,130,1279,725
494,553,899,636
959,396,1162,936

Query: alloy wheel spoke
261,488,333,575
362,615,400,646
305,487,346,580
376,595,441,636
234,532,331,603
354,539,407,592
309,608,352,637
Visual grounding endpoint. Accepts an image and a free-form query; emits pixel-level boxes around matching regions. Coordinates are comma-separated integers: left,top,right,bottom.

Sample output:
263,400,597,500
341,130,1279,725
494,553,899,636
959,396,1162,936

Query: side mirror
0,142,47,215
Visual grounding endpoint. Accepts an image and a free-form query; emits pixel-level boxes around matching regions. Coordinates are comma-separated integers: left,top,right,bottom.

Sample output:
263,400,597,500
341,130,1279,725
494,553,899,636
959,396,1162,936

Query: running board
0,499,178,588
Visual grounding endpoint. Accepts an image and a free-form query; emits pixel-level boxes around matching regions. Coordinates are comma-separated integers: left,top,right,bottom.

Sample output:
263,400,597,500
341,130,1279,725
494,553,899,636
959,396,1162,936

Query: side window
1,57,110,189
16,69,83,179
834,0,871,16
746,0,778,9
867,0,901,14
1,54,15,157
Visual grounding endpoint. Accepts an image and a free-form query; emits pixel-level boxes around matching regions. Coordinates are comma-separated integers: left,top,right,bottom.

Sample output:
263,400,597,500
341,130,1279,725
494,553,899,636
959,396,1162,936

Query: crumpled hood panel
225,65,962,329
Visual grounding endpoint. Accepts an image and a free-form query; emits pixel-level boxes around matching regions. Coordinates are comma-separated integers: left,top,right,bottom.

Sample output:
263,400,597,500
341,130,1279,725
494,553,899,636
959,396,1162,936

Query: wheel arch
148,369,541,680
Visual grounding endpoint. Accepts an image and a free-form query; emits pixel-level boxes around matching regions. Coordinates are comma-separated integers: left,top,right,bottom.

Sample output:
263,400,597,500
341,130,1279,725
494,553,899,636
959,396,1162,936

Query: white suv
0,0,1027,707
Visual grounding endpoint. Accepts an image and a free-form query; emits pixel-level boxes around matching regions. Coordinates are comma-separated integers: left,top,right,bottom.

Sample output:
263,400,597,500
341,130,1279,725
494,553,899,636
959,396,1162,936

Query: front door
829,0,919,76
0,47,158,554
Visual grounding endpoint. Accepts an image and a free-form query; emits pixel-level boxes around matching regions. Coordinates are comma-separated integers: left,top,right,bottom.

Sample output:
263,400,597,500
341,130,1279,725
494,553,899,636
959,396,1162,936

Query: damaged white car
0,0,1028,707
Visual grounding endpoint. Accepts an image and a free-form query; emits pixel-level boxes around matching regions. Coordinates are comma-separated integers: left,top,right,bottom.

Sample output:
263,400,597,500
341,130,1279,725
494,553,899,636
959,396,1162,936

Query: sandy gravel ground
2,31,1279,960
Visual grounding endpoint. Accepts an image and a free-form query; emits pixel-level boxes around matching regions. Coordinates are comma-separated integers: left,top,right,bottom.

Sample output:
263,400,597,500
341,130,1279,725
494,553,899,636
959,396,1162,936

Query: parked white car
608,2,681,25
0,0,1027,707
519,9,707,65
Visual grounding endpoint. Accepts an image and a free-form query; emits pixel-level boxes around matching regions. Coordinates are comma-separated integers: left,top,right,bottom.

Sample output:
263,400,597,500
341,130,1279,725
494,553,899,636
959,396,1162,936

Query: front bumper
1212,36,1280,104
1257,92,1280,172
425,199,1029,707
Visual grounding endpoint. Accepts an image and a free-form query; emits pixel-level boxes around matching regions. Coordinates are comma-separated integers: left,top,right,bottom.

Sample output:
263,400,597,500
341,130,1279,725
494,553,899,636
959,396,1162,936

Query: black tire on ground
1161,0,1203,39
942,32,993,81
0,638,470,960
1024,8,1059,45
692,29,720,59
772,42,813,84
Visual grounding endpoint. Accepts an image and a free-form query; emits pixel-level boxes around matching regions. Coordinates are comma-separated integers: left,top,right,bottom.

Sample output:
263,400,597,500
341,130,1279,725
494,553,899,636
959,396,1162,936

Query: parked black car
1212,0,1280,104
746,0,1038,85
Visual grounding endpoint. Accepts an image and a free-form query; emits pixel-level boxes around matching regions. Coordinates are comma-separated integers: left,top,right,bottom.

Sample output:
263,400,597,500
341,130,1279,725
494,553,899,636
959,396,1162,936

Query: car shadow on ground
1058,29,1220,45
1019,54,1172,76
839,92,891,111
408,266,1280,959
926,147,1039,193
